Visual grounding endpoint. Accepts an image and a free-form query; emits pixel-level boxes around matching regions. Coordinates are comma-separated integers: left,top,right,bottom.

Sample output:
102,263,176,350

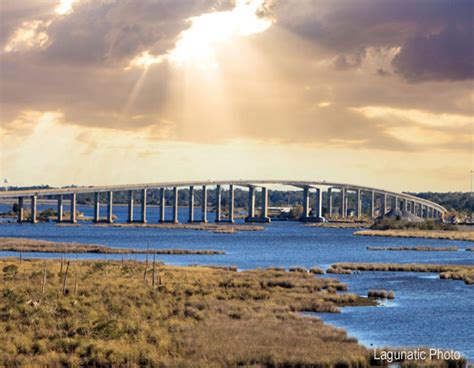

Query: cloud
0,0,472,164
392,25,474,82
273,0,473,82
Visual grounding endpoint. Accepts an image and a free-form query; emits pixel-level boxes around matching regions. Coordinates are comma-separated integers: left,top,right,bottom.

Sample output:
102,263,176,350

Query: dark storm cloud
274,0,474,82
393,25,474,82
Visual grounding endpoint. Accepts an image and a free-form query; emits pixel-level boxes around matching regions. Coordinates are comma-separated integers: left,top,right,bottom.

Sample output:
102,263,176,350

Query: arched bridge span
0,180,446,224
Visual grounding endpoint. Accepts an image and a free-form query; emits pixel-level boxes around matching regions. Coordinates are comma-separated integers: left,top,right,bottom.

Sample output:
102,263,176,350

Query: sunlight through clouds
126,0,273,70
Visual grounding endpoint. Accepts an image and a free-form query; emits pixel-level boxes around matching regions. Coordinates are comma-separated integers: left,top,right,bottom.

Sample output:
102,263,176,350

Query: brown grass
367,289,395,299
0,237,224,255
355,229,474,242
367,246,459,252
0,258,380,367
327,262,474,285
306,222,370,229
92,222,264,233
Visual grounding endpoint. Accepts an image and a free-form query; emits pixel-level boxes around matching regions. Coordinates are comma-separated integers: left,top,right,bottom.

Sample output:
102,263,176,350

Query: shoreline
327,262,474,285
354,229,474,242
0,237,225,255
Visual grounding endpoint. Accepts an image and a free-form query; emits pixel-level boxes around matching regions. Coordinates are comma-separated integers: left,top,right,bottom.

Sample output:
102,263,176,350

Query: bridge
0,180,446,224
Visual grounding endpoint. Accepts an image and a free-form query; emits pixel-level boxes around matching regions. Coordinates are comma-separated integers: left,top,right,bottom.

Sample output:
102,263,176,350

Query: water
0,203,473,358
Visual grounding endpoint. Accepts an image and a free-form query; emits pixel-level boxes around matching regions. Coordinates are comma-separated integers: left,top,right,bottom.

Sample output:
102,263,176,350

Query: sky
0,0,472,192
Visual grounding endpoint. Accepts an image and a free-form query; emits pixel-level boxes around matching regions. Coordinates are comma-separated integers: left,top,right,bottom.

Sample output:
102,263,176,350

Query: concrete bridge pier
173,187,179,224
402,199,408,212
381,193,387,217
201,186,208,223
17,197,24,223
215,185,222,223
188,186,195,223
327,188,333,218
94,192,100,223
245,186,256,222
228,184,235,223
31,195,38,223
106,191,113,223
340,188,346,219
57,195,63,223
141,189,147,223
356,189,362,219
302,186,310,220
70,193,77,223
369,191,375,219
260,187,271,222
160,188,166,223
314,188,322,219
127,190,133,223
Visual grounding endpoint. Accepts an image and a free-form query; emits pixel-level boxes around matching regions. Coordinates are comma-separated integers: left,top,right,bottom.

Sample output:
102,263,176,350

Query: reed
0,258,379,367
355,229,474,242
368,289,395,299
0,237,225,255
367,246,459,252
327,262,474,285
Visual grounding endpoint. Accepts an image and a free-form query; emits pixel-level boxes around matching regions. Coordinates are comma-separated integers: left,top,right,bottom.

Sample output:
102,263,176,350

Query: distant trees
410,192,473,214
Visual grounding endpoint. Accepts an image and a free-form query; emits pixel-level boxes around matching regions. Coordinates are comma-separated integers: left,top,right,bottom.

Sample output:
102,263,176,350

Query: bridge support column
173,187,179,224
201,186,208,223
127,190,133,223
141,189,147,223
411,201,416,215
340,188,346,219
93,193,100,223
315,188,322,219
57,195,63,223
356,189,362,219
246,186,256,221
302,186,310,220
228,185,234,223
215,185,222,223
17,197,24,223
261,187,270,222
327,188,333,218
370,191,375,219
31,195,38,223
402,199,408,212
107,192,113,223
160,188,166,223
188,186,195,223
381,193,387,217
69,193,76,223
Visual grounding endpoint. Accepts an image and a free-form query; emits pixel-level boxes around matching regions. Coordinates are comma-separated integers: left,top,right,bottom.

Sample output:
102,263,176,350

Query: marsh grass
327,263,474,285
0,258,384,367
0,237,225,255
367,289,395,299
355,229,474,242
367,246,459,252
92,223,264,233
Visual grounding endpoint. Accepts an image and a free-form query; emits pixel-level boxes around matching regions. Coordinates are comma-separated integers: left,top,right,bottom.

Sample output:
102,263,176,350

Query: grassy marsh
0,237,224,255
0,258,379,367
367,246,459,252
355,229,474,242
327,262,474,285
